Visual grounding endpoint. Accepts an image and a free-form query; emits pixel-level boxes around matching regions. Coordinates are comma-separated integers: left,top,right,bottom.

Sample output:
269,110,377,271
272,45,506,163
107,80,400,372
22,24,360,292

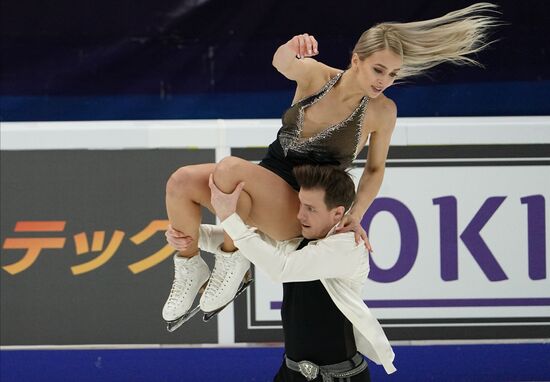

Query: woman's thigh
213,157,301,241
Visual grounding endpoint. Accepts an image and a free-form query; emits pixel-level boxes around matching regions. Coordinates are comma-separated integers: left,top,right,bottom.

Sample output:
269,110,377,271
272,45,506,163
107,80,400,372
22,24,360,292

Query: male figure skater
168,165,396,380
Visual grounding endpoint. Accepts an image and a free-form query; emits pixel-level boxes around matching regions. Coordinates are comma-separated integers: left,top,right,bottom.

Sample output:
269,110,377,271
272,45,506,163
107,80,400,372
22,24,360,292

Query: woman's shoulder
367,94,397,131
371,93,397,115
312,62,343,87
293,59,343,100
302,59,342,82
299,58,340,75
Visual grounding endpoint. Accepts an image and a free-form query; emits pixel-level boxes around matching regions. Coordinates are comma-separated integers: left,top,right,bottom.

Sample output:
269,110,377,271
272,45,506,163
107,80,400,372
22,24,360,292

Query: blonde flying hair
353,2,500,79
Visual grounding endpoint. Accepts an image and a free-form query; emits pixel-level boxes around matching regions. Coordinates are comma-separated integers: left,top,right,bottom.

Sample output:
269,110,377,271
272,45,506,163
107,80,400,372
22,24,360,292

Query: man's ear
333,206,346,222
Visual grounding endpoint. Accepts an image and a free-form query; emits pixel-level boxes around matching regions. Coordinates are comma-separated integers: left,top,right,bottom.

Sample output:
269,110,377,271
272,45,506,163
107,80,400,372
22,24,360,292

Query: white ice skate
162,254,210,332
200,248,253,321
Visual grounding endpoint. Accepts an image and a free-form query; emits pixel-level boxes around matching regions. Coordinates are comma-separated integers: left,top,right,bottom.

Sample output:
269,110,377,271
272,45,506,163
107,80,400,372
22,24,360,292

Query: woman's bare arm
272,34,322,87
350,99,397,220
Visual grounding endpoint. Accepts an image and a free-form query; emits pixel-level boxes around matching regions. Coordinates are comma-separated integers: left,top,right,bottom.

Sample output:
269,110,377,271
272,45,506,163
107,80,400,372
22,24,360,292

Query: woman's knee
213,156,247,190
166,165,203,198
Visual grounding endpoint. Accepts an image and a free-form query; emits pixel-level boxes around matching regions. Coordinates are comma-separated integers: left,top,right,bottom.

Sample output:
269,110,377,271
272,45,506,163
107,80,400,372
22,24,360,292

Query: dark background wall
1,0,549,120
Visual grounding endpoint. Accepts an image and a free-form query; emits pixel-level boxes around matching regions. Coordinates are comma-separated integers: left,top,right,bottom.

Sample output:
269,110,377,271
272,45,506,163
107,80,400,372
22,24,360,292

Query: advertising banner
1,149,217,345
2,140,549,345
235,145,550,341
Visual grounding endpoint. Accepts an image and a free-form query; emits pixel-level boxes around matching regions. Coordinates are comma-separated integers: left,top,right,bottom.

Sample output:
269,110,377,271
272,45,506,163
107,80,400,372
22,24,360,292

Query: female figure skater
162,3,499,327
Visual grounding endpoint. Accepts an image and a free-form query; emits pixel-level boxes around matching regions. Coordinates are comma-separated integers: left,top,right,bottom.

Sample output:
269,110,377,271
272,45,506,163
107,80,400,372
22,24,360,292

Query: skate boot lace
204,254,236,300
166,263,193,308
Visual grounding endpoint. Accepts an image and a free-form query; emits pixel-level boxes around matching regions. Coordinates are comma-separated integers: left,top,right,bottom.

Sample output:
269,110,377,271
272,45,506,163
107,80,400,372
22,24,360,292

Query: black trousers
273,360,371,382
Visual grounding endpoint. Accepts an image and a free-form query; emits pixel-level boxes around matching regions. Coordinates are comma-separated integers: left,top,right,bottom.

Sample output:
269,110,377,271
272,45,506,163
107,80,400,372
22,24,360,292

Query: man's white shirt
198,213,396,374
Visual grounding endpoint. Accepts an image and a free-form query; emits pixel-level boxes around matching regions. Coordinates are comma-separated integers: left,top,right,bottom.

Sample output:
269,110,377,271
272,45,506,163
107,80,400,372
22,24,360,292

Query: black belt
285,353,367,382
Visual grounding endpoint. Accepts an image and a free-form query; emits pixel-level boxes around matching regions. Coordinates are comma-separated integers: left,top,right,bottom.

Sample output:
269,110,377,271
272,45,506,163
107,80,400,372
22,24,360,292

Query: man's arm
198,225,225,253
209,174,365,282
221,213,364,282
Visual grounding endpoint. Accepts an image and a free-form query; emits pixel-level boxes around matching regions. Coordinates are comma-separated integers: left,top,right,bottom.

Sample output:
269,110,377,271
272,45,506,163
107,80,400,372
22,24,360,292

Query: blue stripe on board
1,81,549,121
1,344,549,382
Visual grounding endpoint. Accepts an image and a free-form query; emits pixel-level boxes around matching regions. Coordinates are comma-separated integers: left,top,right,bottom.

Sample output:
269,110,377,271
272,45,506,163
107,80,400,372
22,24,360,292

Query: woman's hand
335,214,373,252
287,33,319,59
165,224,193,252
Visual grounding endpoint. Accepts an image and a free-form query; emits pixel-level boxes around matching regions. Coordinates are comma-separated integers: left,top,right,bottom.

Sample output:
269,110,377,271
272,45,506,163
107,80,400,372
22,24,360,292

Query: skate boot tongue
221,252,237,270
174,254,199,274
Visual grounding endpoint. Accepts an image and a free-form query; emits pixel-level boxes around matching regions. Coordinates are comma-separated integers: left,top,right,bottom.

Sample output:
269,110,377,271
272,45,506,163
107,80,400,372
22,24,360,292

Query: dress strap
291,71,345,107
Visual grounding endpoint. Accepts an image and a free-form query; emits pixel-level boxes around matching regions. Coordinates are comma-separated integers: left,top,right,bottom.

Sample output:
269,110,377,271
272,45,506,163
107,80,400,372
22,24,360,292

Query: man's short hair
293,165,355,211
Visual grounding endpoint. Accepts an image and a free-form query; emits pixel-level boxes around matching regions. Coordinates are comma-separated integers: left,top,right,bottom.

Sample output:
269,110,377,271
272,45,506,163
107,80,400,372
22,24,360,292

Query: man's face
297,188,343,239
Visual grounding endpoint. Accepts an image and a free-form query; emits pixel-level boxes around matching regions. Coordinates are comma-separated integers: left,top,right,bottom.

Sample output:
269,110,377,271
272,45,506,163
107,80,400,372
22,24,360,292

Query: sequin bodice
278,71,369,169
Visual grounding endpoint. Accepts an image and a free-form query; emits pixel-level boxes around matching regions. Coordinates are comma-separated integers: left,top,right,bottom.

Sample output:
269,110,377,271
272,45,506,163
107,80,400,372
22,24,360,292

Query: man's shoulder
315,232,363,250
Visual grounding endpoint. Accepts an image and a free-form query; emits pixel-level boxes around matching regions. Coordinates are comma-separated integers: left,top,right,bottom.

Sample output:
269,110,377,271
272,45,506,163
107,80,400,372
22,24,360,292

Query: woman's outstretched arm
351,100,397,220
336,99,397,249
272,33,319,81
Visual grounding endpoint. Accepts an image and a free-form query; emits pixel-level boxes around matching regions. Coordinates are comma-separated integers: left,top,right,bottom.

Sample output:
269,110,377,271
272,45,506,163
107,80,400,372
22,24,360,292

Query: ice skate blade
202,278,254,322
165,304,201,332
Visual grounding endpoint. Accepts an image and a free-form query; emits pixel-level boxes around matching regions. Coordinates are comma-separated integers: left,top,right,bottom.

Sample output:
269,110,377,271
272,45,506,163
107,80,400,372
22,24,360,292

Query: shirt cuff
383,362,397,374
220,213,249,240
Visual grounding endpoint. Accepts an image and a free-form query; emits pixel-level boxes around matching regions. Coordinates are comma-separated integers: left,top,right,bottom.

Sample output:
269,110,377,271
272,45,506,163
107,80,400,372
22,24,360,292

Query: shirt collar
325,223,340,238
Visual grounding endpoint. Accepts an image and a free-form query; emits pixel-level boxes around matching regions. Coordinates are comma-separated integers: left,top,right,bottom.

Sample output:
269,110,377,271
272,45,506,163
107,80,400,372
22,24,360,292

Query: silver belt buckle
297,360,319,381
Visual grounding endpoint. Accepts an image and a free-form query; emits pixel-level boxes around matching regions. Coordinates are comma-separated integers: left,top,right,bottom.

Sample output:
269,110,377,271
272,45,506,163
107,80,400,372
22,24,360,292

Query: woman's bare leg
166,158,301,250
165,163,217,257
163,162,225,326
199,156,302,313
212,156,302,241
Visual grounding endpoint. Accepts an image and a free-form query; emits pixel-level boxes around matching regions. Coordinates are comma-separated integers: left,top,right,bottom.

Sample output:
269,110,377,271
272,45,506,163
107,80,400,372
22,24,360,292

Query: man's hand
165,224,193,251
208,174,245,221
